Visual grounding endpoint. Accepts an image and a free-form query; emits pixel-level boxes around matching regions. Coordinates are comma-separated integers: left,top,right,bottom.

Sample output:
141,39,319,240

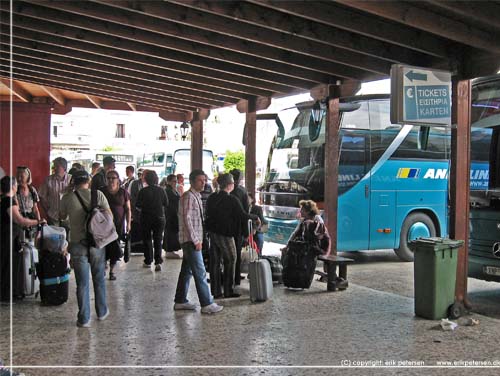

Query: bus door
337,101,371,251
367,99,400,249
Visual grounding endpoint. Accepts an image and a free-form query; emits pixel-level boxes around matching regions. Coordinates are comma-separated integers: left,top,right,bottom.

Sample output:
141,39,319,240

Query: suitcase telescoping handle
248,219,258,260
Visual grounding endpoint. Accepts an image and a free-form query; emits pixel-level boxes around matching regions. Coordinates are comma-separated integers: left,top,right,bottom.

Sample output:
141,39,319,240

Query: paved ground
1,244,499,375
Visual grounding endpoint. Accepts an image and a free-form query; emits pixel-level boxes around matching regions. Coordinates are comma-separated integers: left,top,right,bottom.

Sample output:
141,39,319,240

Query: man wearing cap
39,157,72,226
60,170,110,328
91,156,116,192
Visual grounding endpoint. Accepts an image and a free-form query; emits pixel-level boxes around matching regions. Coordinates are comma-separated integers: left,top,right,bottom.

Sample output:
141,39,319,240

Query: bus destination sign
390,64,452,126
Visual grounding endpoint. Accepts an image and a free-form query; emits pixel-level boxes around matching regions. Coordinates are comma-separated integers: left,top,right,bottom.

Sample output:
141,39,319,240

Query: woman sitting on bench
288,200,330,256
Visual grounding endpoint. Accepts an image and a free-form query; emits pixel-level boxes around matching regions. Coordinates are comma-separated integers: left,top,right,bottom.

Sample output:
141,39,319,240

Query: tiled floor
1,248,499,375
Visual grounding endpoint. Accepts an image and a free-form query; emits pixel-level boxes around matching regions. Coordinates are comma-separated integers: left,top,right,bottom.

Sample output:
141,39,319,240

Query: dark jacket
206,191,258,238
230,184,249,213
136,185,169,220
165,185,180,231
250,204,267,232
90,169,106,192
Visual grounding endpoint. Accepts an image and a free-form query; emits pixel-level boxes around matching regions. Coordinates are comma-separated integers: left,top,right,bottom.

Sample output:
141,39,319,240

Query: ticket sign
390,64,452,126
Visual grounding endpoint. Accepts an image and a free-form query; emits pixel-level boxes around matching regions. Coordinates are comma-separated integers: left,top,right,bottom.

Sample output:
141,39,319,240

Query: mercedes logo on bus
493,242,500,259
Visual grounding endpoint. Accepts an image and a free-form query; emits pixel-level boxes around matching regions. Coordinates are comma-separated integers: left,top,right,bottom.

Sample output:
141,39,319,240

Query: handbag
123,233,131,263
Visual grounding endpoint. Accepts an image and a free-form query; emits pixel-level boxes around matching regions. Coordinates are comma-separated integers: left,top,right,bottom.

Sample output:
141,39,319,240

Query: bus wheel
395,212,436,262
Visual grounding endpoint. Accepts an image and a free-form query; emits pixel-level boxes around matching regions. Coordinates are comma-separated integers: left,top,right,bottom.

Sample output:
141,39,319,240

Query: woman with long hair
102,170,131,280
16,166,42,223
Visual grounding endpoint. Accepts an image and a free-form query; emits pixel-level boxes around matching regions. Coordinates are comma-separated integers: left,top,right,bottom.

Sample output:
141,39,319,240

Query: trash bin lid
410,237,464,252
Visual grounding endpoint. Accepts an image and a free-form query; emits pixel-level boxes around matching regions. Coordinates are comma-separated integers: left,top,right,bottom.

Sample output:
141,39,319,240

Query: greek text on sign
390,64,452,126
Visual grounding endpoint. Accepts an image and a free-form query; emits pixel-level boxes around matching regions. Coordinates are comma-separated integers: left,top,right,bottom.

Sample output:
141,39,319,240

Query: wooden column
450,79,471,307
237,96,271,196
245,105,257,196
311,82,359,256
190,109,210,172
325,97,340,255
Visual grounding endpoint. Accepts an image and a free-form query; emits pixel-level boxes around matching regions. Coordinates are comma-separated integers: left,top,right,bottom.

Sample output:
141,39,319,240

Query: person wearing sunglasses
16,166,42,225
102,170,131,280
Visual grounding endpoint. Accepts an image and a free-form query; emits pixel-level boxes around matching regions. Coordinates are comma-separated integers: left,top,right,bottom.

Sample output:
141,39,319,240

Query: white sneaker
165,251,182,259
201,303,223,315
76,320,91,328
98,310,110,321
174,302,196,311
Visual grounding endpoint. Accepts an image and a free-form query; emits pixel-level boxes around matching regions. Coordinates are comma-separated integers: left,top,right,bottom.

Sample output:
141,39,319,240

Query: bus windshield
173,149,215,180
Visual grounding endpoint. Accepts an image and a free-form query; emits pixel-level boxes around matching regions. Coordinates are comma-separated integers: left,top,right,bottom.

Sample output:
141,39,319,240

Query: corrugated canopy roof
1,0,499,120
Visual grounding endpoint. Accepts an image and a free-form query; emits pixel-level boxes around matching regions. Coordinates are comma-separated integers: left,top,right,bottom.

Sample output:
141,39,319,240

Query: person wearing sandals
102,170,131,280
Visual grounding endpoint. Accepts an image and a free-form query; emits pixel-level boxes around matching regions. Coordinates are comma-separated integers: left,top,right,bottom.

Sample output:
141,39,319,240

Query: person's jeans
254,232,264,254
69,242,108,324
142,216,166,265
211,233,236,297
174,242,213,307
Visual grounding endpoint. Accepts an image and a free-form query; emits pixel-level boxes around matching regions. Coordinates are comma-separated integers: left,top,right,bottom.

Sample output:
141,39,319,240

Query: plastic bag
38,225,68,253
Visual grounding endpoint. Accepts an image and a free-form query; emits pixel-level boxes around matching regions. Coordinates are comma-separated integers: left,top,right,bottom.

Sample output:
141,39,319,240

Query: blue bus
468,74,500,282
261,94,460,261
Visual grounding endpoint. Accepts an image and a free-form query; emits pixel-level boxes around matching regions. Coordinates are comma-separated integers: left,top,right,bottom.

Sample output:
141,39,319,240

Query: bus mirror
418,126,430,150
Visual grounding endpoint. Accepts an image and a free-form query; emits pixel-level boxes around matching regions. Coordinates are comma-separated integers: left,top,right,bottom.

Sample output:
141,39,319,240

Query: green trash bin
411,237,464,320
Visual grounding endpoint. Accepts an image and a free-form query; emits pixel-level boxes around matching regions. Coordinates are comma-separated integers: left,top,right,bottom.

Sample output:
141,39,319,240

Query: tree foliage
223,150,245,173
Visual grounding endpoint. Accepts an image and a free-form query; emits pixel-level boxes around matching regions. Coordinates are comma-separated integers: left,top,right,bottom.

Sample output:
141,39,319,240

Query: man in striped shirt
174,169,223,315
39,157,71,226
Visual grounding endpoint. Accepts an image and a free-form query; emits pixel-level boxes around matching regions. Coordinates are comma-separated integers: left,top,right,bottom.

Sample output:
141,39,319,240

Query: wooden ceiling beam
0,77,31,102
335,0,500,54
165,0,444,66
0,70,197,113
0,21,292,97
40,85,65,105
0,57,216,110
10,2,316,91
4,36,251,101
0,54,228,108
158,111,191,123
249,0,452,59
85,94,102,109
92,0,388,78
427,0,500,31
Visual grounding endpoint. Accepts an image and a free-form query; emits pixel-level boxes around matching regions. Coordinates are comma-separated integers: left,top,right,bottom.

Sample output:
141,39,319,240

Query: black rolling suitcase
282,240,317,289
36,225,70,306
37,251,70,305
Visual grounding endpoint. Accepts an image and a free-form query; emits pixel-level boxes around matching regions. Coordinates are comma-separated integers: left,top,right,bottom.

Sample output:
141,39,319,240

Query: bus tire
395,212,436,262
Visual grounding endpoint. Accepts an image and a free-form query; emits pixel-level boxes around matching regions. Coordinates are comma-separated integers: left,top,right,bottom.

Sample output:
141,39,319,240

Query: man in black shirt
206,173,259,298
230,169,249,285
